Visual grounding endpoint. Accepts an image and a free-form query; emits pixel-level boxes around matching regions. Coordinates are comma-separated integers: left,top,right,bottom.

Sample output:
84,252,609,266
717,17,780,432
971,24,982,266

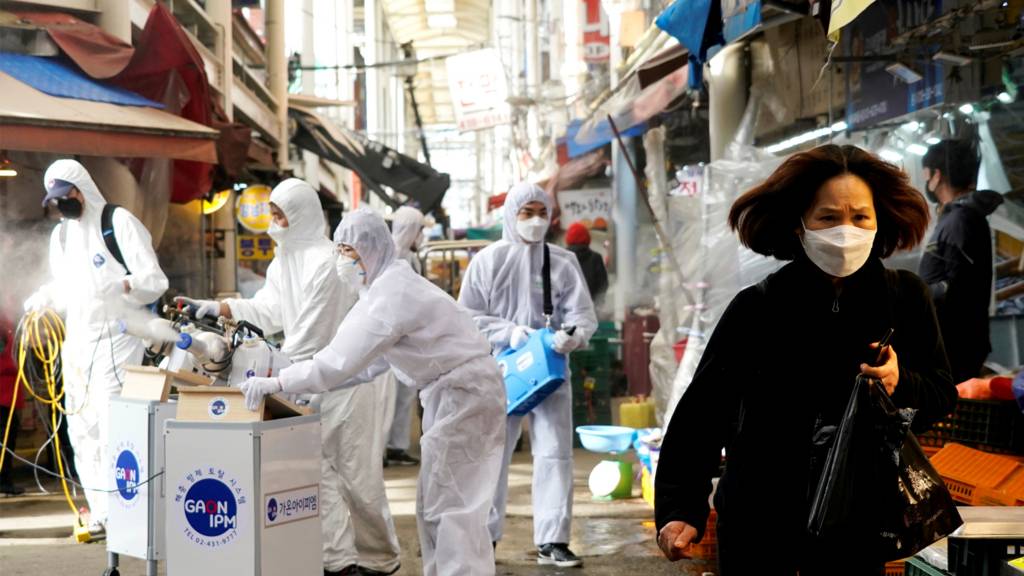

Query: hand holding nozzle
173,296,224,320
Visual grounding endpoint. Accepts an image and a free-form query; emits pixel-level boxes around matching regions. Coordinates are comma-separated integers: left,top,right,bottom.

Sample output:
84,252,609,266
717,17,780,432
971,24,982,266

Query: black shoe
357,565,400,576
386,449,420,466
0,483,25,496
324,566,361,576
537,543,583,568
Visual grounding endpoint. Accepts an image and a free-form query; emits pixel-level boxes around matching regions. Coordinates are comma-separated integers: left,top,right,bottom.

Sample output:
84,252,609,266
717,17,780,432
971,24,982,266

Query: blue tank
497,328,568,416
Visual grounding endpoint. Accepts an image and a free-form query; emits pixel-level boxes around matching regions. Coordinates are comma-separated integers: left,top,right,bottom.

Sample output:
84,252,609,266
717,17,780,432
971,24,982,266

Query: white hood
391,206,425,253
270,178,329,249
501,182,552,243
334,208,396,285
44,159,106,221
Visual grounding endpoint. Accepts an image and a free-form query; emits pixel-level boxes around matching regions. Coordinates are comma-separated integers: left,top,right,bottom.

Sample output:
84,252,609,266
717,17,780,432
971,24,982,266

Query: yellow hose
1,309,81,526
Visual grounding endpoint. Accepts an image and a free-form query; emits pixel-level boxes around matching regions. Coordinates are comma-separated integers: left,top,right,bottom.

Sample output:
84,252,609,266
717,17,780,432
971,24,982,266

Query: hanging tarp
828,0,876,42
10,11,134,79
655,0,723,88
290,106,451,213
0,53,161,108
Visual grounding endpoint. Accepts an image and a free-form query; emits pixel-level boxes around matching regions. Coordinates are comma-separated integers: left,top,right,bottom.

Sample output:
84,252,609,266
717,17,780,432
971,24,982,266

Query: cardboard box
175,385,311,423
121,366,214,403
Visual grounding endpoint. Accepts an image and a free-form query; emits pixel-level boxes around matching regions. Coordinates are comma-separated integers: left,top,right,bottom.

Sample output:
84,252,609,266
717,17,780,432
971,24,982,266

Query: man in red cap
565,222,608,309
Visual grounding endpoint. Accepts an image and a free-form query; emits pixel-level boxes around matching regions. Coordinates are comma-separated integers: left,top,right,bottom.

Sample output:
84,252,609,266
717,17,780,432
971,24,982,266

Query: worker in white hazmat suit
24,159,169,533
240,208,506,576
458,182,598,567
384,205,426,466
175,180,401,576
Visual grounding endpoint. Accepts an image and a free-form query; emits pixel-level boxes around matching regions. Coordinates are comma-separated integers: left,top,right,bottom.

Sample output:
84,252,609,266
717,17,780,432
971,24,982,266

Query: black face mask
56,197,83,219
924,173,940,205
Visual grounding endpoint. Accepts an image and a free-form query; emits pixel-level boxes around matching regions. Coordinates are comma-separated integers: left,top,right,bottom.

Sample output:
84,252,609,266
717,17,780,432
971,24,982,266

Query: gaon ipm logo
115,450,140,501
266,498,278,522
111,441,144,509
176,467,245,548
208,397,228,419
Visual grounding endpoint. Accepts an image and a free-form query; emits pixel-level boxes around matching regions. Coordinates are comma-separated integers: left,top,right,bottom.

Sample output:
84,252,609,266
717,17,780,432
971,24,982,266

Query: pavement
0,449,715,575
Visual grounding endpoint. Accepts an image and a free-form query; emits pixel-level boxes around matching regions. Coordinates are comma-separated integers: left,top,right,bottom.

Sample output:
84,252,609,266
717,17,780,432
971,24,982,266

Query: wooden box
175,386,310,423
121,366,214,403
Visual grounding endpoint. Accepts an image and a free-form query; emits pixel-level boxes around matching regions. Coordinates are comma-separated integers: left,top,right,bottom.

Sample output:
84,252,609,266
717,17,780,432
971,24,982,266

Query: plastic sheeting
647,99,783,425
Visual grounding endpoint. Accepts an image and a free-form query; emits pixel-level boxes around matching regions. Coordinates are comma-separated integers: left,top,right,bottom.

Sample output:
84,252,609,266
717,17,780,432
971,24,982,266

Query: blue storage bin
498,328,568,416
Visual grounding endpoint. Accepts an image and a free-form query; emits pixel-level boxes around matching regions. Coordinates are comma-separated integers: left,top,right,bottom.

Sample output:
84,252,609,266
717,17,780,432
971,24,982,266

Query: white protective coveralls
31,159,168,527
222,180,400,573
386,206,425,453
458,183,598,546
273,208,506,576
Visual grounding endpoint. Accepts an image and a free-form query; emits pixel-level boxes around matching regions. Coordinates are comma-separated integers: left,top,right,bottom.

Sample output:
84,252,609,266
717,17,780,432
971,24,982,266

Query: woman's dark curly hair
728,144,930,260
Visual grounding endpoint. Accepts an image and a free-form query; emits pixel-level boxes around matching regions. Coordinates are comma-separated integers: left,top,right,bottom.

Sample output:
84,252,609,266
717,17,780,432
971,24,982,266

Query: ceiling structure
378,0,491,125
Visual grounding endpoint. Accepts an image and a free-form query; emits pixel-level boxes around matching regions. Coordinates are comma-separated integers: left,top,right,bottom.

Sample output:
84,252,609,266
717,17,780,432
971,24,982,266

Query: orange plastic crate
929,443,1024,506
885,560,906,576
691,510,717,561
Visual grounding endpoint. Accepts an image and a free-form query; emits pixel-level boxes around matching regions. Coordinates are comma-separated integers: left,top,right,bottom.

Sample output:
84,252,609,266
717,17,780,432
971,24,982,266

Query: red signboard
582,0,610,63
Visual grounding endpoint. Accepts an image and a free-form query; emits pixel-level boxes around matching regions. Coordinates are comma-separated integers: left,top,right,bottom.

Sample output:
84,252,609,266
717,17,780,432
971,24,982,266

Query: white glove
510,326,535,350
239,377,282,411
552,330,584,355
174,296,221,319
23,291,52,313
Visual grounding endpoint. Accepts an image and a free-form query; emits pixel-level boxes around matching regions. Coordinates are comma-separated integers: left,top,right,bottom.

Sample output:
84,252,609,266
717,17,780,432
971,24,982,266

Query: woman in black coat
654,145,957,575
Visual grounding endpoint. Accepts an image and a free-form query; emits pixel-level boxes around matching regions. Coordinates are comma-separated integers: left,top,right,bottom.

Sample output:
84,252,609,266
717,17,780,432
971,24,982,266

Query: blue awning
566,118,647,159
0,53,163,109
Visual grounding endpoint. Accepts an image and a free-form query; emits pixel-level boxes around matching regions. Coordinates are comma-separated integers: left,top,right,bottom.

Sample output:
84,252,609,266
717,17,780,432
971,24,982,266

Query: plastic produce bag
807,375,963,561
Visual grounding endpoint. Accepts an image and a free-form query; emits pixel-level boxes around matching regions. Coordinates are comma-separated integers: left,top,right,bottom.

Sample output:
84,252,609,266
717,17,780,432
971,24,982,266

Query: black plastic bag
807,375,963,561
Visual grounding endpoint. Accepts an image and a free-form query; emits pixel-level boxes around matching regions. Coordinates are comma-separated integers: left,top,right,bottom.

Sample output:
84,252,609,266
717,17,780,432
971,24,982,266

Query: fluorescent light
764,126,833,154
959,103,975,114
0,168,16,177
900,121,920,132
425,0,455,12
427,13,457,28
933,52,972,66
998,91,1014,104
886,63,923,84
831,121,848,132
907,144,929,156
926,137,941,145
879,148,904,163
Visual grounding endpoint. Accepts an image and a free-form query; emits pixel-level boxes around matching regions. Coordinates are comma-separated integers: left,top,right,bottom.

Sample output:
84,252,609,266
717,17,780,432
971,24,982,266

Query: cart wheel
102,568,120,576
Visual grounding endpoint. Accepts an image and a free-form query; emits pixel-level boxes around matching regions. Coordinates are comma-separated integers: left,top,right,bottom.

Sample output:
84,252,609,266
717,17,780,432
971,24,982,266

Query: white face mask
336,255,366,286
800,223,877,278
516,216,548,243
267,222,290,246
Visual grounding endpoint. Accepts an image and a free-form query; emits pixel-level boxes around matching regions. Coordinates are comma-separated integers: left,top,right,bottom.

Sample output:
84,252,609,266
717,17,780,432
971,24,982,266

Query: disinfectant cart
164,387,321,576
105,367,211,576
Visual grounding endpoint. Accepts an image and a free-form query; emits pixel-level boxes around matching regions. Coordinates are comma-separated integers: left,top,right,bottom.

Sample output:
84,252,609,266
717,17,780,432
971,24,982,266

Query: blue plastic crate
498,328,568,416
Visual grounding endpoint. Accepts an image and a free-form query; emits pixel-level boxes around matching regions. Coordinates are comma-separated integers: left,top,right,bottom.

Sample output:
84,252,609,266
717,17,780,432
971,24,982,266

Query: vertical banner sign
557,188,612,231
445,49,512,132
582,0,610,63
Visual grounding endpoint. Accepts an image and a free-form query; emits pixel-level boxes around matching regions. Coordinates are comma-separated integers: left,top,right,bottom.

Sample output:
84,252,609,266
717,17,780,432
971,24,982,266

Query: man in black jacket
918,139,1003,384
